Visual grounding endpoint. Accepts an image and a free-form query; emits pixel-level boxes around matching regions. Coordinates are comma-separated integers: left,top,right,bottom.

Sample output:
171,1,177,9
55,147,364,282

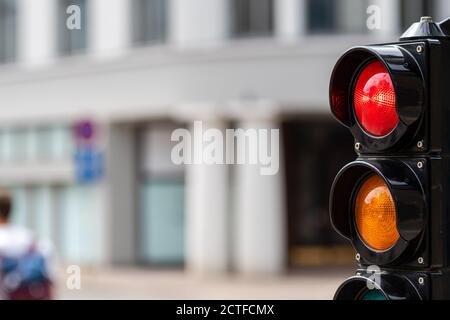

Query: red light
354,61,398,137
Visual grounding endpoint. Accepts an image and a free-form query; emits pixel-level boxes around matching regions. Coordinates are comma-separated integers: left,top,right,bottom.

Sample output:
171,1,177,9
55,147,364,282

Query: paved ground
55,267,354,300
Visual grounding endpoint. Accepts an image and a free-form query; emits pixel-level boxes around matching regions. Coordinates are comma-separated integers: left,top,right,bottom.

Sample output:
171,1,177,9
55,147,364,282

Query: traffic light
329,16,450,300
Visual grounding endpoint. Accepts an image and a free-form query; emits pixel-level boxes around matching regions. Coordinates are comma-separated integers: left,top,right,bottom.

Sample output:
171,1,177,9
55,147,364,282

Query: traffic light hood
329,45,424,150
329,159,426,264
334,273,423,300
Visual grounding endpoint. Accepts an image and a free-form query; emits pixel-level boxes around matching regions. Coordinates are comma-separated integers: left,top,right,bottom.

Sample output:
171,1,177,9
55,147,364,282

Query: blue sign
74,146,104,183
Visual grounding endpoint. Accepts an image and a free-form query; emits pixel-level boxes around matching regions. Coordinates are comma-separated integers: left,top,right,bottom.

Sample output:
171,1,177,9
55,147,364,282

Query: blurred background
0,0,446,299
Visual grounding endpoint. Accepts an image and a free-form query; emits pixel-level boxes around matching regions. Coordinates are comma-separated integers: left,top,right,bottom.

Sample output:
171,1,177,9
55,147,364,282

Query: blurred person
0,188,54,300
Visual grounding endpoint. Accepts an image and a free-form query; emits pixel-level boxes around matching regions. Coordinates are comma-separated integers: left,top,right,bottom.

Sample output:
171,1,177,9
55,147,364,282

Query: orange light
355,174,399,251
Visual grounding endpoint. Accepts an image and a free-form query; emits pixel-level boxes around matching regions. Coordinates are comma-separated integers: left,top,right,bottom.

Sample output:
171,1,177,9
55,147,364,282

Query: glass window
31,186,54,243
307,0,335,33
139,181,185,264
0,126,73,163
26,127,64,162
58,185,102,264
8,128,28,163
0,0,16,63
307,0,368,34
0,128,23,162
283,119,355,266
50,125,74,161
36,127,57,161
231,0,274,37
0,128,30,162
27,128,52,161
58,0,87,56
283,119,353,245
132,0,167,45
10,187,29,227
0,129,7,162
137,123,185,265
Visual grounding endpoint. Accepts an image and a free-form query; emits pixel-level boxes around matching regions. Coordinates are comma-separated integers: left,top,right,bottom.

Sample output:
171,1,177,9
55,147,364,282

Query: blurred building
0,0,446,274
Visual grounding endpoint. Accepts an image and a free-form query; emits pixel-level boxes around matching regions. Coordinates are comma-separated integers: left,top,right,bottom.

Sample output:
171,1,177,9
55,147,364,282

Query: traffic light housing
330,43,425,152
329,17,450,300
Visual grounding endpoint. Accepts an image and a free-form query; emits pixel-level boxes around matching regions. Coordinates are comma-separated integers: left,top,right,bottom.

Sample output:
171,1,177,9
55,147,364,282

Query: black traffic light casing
330,41,427,154
330,158,428,268
329,17,450,300
334,270,428,300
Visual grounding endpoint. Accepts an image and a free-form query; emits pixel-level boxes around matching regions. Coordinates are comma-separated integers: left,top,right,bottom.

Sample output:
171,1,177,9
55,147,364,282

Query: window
140,181,185,264
137,124,185,265
28,126,74,162
231,0,274,37
8,128,28,162
27,127,51,161
10,187,29,227
30,186,54,242
58,0,87,55
283,119,355,267
50,125,74,161
308,0,335,33
58,185,102,264
0,125,73,163
132,0,167,45
0,0,16,63
307,0,368,34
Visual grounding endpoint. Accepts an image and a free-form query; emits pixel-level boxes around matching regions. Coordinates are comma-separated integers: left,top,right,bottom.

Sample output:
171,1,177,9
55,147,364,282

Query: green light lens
360,290,387,300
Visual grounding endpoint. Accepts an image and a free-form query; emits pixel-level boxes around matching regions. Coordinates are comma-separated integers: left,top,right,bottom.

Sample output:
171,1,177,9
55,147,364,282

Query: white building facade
0,0,446,274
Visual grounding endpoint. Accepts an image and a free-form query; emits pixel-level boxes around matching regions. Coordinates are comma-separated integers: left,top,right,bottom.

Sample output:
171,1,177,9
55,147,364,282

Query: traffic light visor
329,45,424,151
333,274,422,300
329,160,426,264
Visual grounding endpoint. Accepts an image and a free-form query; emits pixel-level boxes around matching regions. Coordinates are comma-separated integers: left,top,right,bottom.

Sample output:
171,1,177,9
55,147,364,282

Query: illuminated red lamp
353,61,399,137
